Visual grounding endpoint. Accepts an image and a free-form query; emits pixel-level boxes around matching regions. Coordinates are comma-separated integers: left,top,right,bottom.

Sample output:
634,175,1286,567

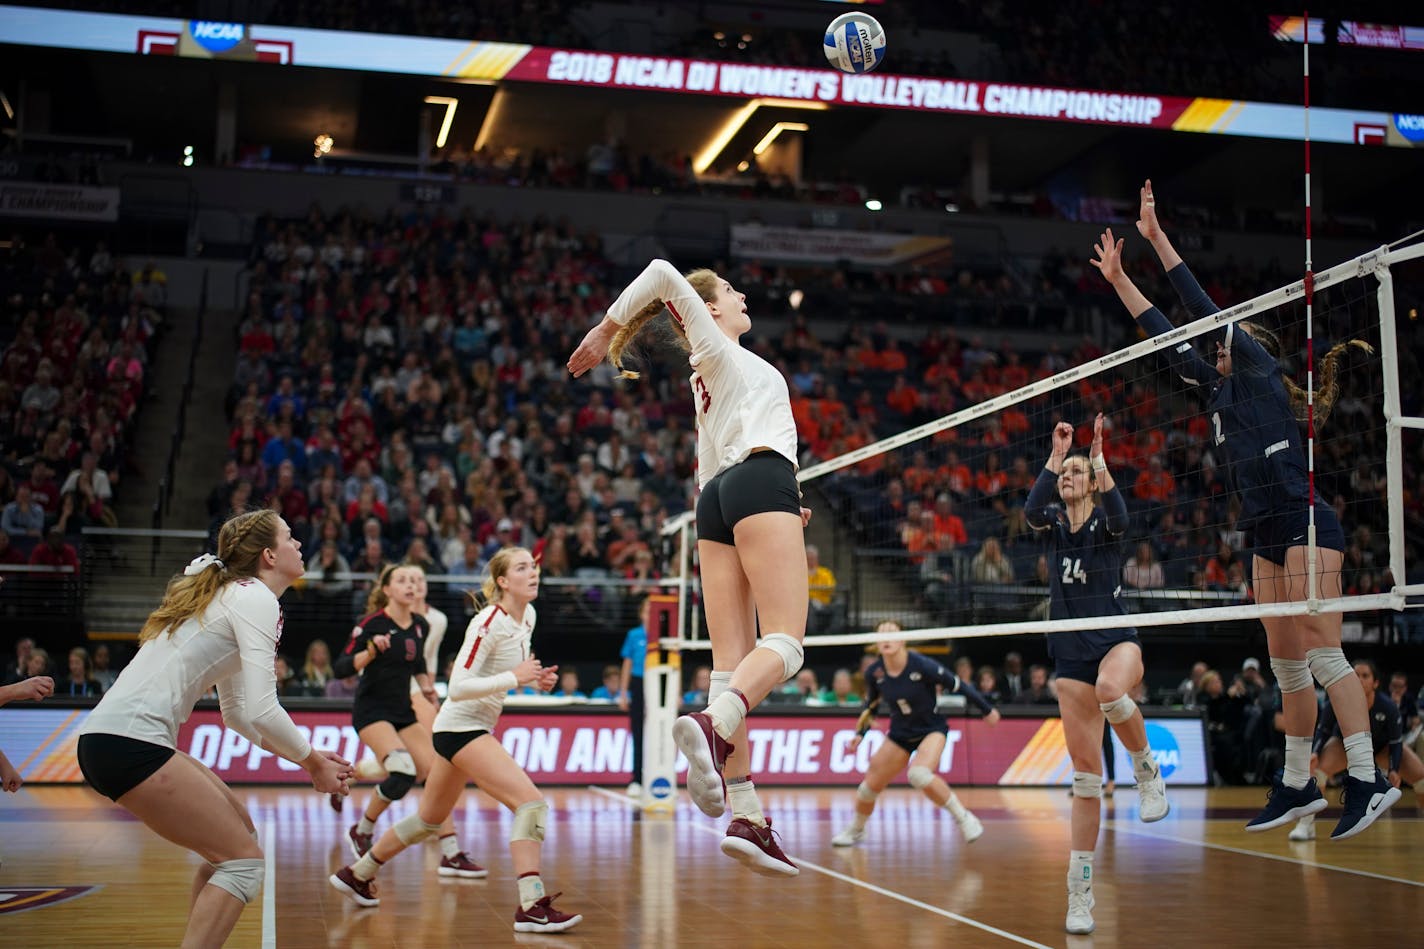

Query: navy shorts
887,726,948,754
77,733,176,801
696,451,801,546
1250,501,1346,567
1053,635,1142,685
432,729,489,764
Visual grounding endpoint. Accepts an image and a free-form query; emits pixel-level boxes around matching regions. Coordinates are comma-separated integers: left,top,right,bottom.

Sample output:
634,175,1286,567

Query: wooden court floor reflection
2,784,1420,948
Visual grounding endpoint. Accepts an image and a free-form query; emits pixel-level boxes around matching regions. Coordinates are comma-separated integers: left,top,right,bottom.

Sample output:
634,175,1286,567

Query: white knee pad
383,749,417,777
708,670,733,703
392,813,442,846
1099,694,1136,724
511,800,547,843
757,632,804,682
1271,657,1313,693
208,857,264,904
1306,647,1353,689
855,781,879,804
1072,771,1103,799
906,766,935,790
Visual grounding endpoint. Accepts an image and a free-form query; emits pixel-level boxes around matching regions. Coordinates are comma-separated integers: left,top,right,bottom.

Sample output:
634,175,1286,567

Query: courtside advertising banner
0,5,1417,146
3,707,1208,786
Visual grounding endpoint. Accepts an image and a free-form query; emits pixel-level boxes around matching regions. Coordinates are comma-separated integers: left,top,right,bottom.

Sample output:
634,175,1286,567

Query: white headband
184,553,225,576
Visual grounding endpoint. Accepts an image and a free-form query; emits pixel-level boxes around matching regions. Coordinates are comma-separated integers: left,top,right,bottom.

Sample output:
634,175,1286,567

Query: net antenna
1303,6,1319,604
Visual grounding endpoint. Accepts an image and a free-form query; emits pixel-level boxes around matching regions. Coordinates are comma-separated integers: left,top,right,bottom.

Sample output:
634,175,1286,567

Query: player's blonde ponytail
1239,322,1373,429
606,268,717,378
140,510,276,643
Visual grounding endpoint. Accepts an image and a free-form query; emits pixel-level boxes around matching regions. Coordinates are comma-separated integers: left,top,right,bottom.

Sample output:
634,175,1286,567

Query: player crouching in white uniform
330,547,582,933
77,510,353,949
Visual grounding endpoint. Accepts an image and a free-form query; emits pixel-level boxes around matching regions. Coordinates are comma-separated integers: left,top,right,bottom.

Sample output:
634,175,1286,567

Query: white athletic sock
1129,747,1156,777
517,872,546,910
1068,850,1094,889
1341,732,1375,783
351,851,382,881
356,814,377,835
943,792,968,820
1283,736,1312,789
727,777,766,826
849,811,869,833
439,833,460,858
706,690,748,740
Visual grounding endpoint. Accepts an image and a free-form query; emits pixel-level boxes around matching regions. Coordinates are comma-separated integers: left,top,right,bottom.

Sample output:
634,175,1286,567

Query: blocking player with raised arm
76,510,353,949
334,563,479,876
330,547,582,933
568,259,809,875
1025,414,1170,936
1092,179,1395,840
832,621,999,848
1290,659,1422,840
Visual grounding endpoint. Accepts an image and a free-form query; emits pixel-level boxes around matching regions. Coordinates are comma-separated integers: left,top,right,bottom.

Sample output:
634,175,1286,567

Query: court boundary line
262,821,276,949
1108,822,1424,888
586,786,1053,949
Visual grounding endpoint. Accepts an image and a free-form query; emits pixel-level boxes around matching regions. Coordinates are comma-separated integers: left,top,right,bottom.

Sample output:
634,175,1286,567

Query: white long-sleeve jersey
409,604,448,695
434,602,535,734
79,579,311,762
606,259,798,487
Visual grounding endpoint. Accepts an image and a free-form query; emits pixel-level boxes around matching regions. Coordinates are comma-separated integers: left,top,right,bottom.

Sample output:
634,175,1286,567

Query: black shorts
432,729,489,764
887,727,947,754
1250,501,1346,567
353,702,418,734
77,733,176,802
696,451,801,546
1054,635,1142,685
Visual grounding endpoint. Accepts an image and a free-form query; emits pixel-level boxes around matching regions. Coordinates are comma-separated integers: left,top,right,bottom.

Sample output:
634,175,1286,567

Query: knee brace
708,670,733,704
1305,647,1353,689
1072,771,1103,799
377,749,417,801
511,800,547,844
208,857,264,904
855,781,879,804
1099,694,1136,725
756,632,804,682
906,765,935,790
1270,657,1313,693
392,813,442,846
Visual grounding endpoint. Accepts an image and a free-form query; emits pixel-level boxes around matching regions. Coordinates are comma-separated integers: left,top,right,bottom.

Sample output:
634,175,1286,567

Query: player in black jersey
334,563,477,873
831,621,1000,848
1025,415,1169,935
1092,180,1397,841
1290,659,1422,840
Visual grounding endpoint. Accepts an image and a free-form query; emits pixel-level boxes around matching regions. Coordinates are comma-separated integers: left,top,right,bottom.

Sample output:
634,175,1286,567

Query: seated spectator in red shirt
885,375,921,418
876,345,908,374
937,450,973,500
266,461,309,528
1000,350,1029,391
975,452,1008,499
902,451,936,496
345,484,389,526
1133,455,1176,504
931,493,968,549
923,352,961,389
29,526,80,575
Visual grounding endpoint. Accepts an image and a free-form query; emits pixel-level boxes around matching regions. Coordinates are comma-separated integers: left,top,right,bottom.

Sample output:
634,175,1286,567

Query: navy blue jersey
1314,690,1402,772
1136,264,1310,531
863,650,993,737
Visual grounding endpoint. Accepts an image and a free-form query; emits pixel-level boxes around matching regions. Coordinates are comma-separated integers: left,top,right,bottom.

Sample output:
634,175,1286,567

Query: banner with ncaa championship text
730,224,954,267
2,706,1208,786
0,183,120,221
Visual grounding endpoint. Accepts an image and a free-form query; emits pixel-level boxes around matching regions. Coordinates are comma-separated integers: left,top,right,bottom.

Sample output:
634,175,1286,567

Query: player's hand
616,693,629,711
1388,769,1401,788
538,666,559,693
306,750,355,795
1090,413,1106,462
567,317,618,378
9,675,55,703
1308,752,1319,773
800,507,813,528
1050,421,1074,459
844,735,862,753
983,708,1001,728
512,657,543,687
421,686,440,708
1089,227,1126,285
1,758,22,792
370,634,391,653
1135,179,1162,243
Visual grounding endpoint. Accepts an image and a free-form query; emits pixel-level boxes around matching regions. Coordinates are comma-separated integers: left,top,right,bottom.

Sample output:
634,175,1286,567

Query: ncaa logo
649,776,673,799
1144,723,1180,779
189,20,244,52
1394,114,1424,144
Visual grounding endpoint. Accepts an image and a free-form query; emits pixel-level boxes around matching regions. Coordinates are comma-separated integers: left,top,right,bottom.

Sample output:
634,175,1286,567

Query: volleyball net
658,237,1424,658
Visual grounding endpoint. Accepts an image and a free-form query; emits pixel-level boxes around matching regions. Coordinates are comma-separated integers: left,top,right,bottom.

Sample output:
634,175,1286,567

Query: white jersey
607,259,798,486
79,579,311,762
410,604,448,694
434,602,535,734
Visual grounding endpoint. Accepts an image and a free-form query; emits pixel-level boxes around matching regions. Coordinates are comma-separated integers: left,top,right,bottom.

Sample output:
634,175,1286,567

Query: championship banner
730,223,954,267
3,706,1207,786
1270,15,1424,52
0,183,120,221
0,4,1418,146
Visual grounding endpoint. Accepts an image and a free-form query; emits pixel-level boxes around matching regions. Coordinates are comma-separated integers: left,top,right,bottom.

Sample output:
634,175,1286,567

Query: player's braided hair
606,268,717,379
1238,322,1373,428
140,510,278,642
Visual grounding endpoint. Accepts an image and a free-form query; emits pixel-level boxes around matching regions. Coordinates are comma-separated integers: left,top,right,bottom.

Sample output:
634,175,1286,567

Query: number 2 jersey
604,259,798,487
863,650,994,740
435,602,537,734
1025,469,1137,663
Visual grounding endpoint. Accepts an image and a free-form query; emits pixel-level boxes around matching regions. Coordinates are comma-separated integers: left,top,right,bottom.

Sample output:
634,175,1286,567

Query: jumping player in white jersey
1093,180,1396,840
568,260,808,875
1024,416,1170,935
330,547,582,933
76,510,353,949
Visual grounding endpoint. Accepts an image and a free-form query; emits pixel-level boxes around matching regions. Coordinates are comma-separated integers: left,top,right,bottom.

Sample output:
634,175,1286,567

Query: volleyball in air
823,12,886,74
